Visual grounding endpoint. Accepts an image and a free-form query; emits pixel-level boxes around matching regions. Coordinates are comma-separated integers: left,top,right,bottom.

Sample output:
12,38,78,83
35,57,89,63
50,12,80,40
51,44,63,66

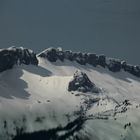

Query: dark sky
0,0,140,65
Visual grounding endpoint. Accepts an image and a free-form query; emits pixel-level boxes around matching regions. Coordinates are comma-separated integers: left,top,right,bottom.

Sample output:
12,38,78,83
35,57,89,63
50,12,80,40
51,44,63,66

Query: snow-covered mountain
0,47,140,140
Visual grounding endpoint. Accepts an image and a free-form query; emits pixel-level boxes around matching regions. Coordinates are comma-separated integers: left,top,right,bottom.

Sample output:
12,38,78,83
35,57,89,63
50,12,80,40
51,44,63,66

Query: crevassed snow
0,57,140,140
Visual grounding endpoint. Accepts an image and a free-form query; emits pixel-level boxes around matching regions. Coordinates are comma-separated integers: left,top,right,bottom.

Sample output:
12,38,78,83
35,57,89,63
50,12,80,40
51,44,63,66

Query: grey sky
0,0,140,65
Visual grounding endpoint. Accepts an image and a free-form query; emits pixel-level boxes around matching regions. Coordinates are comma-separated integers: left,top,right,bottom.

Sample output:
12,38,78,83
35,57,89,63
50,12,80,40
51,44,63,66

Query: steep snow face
0,55,140,140
39,58,140,102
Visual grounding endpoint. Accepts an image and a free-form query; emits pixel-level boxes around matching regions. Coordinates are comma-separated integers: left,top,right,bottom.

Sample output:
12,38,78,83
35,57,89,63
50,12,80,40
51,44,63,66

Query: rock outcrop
38,47,140,78
86,53,98,66
122,61,140,77
38,48,58,62
56,47,65,62
74,52,86,65
98,55,106,68
64,50,74,61
0,47,38,72
68,70,100,93
38,47,106,67
107,59,122,72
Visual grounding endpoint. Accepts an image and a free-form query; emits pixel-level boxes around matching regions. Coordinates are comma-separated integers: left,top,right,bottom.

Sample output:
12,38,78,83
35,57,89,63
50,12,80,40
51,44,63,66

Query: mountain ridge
0,46,140,77
0,46,140,140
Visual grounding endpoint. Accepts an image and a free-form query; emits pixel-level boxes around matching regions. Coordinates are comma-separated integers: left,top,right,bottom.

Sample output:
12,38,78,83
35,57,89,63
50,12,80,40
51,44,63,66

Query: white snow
0,57,140,140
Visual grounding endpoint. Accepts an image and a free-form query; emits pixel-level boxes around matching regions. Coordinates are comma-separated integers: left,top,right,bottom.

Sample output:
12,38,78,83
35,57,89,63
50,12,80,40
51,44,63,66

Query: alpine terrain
0,47,140,140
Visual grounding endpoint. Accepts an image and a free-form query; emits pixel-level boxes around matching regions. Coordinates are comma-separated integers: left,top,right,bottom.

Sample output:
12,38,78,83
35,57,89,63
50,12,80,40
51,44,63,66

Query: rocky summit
0,47,38,72
68,70,100,93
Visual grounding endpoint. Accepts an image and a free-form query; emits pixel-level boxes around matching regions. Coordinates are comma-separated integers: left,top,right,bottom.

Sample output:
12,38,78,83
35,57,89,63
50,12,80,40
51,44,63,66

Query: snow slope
0,56,140,140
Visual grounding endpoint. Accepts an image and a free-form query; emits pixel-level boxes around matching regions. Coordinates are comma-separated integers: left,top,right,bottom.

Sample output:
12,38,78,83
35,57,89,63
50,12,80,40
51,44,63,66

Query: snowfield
0,57,140,140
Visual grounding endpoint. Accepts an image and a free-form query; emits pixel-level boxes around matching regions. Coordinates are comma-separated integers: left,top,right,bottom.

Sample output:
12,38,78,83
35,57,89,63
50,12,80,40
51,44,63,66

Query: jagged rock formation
1,46,137,77
38,48,58,62
38,47,65,62
68,70,100,93
38,47,140,77
0,47,38,72
107,59,122,72
98,55,106,68
56,47,65,62
121,61,140,77
85,53,98,66
73,52,86,65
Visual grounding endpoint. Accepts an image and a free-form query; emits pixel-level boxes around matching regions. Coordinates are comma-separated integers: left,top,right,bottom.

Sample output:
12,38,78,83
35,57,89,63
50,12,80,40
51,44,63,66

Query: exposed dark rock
0,49,16,72
121,60,127,69
68,70,100,93
123,100,131,106
38,47,140,78
86,53,98,66
0,47,38,72
56,47,65,62
122,62,140,77
74,52,86,65
124,122,131,129
107,59,121,72
13,116,86,140
16,47,38,65
64,50,74,61
132,65,140,77
98,55,106,68
38,48,57,62
123,64,133,72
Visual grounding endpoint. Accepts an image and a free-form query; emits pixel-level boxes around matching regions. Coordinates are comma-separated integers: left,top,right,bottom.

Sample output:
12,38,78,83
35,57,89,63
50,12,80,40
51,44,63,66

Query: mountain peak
68,70,100,93
0,47,38,72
